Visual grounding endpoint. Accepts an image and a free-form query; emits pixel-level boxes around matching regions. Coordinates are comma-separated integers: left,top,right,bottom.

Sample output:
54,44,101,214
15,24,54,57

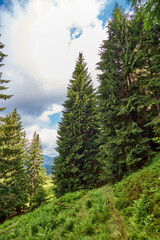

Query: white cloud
20,103,62,127
0,0,109,156
25,124,58,156
39,104,63,123
1,0,107,90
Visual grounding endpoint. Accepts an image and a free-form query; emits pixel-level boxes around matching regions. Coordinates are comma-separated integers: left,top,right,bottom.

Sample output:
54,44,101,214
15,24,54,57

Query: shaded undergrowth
114,153,160,240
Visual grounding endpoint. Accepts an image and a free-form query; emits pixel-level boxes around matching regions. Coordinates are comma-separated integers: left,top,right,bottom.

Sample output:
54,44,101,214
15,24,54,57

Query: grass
0,185,128,240
114,153,160,239
43,175,55,201
0,187,111,240
0,153,160,239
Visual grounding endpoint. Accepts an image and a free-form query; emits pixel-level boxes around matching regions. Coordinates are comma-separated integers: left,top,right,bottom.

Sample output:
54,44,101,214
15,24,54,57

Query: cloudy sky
0,0,130,156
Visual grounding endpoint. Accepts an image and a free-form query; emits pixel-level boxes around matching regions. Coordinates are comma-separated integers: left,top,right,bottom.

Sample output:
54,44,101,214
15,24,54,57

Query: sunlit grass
43,175,55,201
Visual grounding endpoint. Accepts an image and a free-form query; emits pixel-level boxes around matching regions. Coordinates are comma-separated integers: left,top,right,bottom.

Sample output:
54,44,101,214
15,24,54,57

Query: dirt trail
108,189,128,240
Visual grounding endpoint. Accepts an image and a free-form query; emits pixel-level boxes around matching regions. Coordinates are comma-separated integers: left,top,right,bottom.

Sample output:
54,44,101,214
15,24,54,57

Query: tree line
0,0,159,218
53,2,160,196
0,92,45,219
0,34,47,219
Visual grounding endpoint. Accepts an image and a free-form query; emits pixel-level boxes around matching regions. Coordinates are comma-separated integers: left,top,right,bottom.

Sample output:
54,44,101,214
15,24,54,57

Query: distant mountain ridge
43,155,54,175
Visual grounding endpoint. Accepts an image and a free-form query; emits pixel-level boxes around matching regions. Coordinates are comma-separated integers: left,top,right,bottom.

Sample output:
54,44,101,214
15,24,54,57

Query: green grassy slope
0,153,160,240
114,153,160,240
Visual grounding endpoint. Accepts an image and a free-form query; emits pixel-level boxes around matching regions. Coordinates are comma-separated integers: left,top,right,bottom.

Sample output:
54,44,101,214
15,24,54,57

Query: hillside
0,153,160,240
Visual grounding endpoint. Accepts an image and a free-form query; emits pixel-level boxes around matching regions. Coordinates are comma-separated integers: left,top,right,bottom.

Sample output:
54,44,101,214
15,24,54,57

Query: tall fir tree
53,53,101,196
97,4,152,182
26,131,45,204
123,7,160,150
0,109,27,218
130,15,160,148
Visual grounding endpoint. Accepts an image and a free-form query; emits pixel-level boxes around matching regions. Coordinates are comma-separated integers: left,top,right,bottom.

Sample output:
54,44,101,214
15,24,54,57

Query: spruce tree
124,9,160,151
0,109,27,218
53,53,101,196
130,17,160,148
26,131,45,204
97,4,129,181
97,4,151,182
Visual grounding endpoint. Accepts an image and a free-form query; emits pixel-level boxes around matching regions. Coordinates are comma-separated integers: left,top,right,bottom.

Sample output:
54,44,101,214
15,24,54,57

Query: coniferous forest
0,0,160,239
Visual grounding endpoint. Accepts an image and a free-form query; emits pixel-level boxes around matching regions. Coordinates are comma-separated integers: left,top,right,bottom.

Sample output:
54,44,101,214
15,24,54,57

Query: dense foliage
127,0,160,29
97,4,160,183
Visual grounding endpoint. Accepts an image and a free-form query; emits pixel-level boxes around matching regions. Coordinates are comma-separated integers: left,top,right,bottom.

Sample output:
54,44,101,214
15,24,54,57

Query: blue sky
49,113,61,128
0,0,130,156
98,0,129,26
0,0,27,9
